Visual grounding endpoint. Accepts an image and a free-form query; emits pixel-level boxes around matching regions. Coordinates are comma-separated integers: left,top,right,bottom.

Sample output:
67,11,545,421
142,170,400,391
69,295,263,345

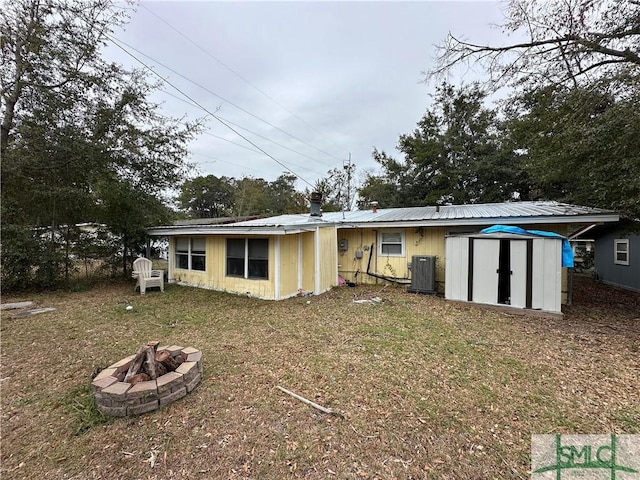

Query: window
379,231,404,256
614,239,630,266
175,237,206,271
226,238,269,279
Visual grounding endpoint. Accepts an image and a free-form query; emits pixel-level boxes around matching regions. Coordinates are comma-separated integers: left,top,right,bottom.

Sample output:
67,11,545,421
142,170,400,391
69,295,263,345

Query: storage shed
445,232,564,313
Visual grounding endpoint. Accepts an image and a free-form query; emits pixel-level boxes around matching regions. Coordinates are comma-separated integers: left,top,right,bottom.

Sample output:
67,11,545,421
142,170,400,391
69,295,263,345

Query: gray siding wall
594,231,640,292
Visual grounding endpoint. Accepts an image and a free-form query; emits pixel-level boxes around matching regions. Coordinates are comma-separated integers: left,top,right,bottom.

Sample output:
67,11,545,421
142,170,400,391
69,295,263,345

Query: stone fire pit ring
91,345,203,417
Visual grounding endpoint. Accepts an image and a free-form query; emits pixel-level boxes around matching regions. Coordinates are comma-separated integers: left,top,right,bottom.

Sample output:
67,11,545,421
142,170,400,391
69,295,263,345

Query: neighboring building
590,220,640,293
568,224,597,271
147,201,618,313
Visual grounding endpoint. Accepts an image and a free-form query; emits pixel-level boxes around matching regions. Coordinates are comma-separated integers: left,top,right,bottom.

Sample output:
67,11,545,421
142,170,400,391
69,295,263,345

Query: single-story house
578,220,640,293
147,200,618,313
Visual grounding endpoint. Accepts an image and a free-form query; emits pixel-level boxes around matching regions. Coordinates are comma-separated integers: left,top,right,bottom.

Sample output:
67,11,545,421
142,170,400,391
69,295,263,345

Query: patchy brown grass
1,275,638,479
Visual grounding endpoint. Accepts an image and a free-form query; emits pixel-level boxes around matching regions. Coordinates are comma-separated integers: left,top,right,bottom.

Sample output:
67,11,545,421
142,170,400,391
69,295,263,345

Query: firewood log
124,346,148,383
129,372,150,386
155,350,180,372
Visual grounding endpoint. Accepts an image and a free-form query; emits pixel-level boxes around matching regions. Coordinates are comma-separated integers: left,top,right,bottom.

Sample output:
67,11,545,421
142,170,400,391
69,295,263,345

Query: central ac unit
408,255,436,294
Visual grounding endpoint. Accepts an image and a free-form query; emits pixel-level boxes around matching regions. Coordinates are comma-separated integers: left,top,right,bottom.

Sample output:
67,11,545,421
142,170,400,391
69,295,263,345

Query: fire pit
91,342,203,417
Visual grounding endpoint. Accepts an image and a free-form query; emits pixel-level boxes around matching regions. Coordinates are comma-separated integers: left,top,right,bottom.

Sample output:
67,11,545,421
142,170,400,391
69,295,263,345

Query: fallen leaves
1,277,638,479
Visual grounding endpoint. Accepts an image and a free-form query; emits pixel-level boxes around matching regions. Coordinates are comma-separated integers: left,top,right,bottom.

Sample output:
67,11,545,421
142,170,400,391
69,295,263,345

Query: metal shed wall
445,234,563,313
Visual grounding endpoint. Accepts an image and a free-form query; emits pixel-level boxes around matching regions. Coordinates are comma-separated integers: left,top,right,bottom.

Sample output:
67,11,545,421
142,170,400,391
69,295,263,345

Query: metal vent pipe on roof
310,192,322,217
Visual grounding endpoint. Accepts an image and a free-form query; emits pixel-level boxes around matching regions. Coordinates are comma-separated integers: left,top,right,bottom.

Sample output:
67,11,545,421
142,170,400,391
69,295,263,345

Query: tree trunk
122,236,128,277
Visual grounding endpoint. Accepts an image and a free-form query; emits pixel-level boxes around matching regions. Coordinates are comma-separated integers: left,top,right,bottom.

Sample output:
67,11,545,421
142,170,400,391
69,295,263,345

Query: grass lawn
1,276,638,479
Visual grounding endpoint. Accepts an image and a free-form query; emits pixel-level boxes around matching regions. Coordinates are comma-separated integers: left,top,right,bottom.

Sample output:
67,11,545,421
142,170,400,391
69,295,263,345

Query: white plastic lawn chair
132,257,164,294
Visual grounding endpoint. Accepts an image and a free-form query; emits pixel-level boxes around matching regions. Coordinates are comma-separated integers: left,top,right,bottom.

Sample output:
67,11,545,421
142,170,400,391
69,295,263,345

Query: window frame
174,237,206,271
378,230,405,257
614,238,630,266
226,238,269,280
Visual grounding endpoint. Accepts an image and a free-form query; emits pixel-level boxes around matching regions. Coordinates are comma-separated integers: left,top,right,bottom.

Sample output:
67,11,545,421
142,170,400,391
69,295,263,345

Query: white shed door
445,236,469,301
532,238,562,312
510,240,528,308
472,239,500,305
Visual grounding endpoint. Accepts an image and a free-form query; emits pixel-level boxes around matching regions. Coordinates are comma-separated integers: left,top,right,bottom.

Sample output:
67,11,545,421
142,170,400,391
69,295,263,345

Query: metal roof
171,216,262,226
147,201,619,236
322,201,616,223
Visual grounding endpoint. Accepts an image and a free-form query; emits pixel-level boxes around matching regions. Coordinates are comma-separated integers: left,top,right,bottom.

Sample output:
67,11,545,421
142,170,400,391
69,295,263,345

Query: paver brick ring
91,344,203,417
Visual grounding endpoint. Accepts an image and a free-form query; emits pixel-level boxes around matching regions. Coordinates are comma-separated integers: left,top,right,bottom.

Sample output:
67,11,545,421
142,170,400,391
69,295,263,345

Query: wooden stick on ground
276,386,344,418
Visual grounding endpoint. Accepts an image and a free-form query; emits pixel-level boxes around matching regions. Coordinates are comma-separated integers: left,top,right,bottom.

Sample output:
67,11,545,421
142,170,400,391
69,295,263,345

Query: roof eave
147,225,324,236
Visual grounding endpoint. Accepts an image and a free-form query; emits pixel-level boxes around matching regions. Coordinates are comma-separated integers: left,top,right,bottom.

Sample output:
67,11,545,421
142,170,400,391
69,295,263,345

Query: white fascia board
147,226,316,236
336,214,619,229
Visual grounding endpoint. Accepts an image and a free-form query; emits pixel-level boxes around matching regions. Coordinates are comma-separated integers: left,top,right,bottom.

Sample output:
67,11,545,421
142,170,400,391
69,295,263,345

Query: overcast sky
103,1,511,191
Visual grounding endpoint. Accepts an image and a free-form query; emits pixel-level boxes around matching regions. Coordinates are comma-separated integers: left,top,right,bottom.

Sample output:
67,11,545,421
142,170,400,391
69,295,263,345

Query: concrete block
91,375,118,391
185,372,202,393
156,372,183,394
159,386,187,406
128,400,159,415
94,368,117,381
101,381,131,400
127,380,158,399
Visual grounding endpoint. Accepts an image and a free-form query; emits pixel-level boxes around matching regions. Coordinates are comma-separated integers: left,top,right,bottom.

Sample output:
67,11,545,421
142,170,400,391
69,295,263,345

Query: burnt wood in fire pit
123,341,179,383
92,343,203,416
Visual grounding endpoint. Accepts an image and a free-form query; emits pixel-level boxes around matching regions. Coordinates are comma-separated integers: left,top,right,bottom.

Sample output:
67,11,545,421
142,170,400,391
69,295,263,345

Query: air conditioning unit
408,255,436,294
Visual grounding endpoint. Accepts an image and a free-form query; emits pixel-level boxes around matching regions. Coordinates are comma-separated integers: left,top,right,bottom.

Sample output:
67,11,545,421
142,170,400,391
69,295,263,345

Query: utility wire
158,88,331,173
110,35,337,168
140,3,345,163
107,34,316,189
201,131,262,154
193,152,267,176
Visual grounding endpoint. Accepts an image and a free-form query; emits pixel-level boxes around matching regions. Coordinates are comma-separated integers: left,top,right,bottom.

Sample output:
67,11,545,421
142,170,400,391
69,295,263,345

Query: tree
264,173,307,215
428,0,640,93
230,177,269,217
311,162,357,212
1,0,199,287
506,84,640,218
231,174,307,217
177,175,235,218
356,169,404,209
425,0,640,218
358,83,529,208
99,180,174,275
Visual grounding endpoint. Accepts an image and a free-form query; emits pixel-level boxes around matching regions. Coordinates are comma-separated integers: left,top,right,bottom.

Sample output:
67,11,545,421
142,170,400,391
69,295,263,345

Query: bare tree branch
425,0,640,92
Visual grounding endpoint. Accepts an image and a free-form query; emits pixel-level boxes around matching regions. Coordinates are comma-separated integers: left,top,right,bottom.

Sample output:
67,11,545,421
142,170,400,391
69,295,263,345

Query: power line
110,35,338,168
157,88,332,173
139,3,345,163
192,152,268,176
201,131,263,154
197,130,326,177
107,34,316,189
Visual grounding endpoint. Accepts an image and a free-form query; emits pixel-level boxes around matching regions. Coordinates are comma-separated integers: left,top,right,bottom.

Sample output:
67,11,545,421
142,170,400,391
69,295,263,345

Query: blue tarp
479,225,574,268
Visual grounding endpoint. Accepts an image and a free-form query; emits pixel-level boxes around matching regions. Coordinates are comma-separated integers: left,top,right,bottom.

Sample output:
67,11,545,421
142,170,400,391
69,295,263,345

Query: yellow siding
171,235,275,299
317,226,338,292
279,234,300,298
337,227,446,289
301,232,315,292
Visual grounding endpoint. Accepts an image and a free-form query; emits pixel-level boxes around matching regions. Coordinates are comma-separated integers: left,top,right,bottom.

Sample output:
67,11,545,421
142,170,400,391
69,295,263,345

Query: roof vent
371,201,378,214
310,192,322,217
